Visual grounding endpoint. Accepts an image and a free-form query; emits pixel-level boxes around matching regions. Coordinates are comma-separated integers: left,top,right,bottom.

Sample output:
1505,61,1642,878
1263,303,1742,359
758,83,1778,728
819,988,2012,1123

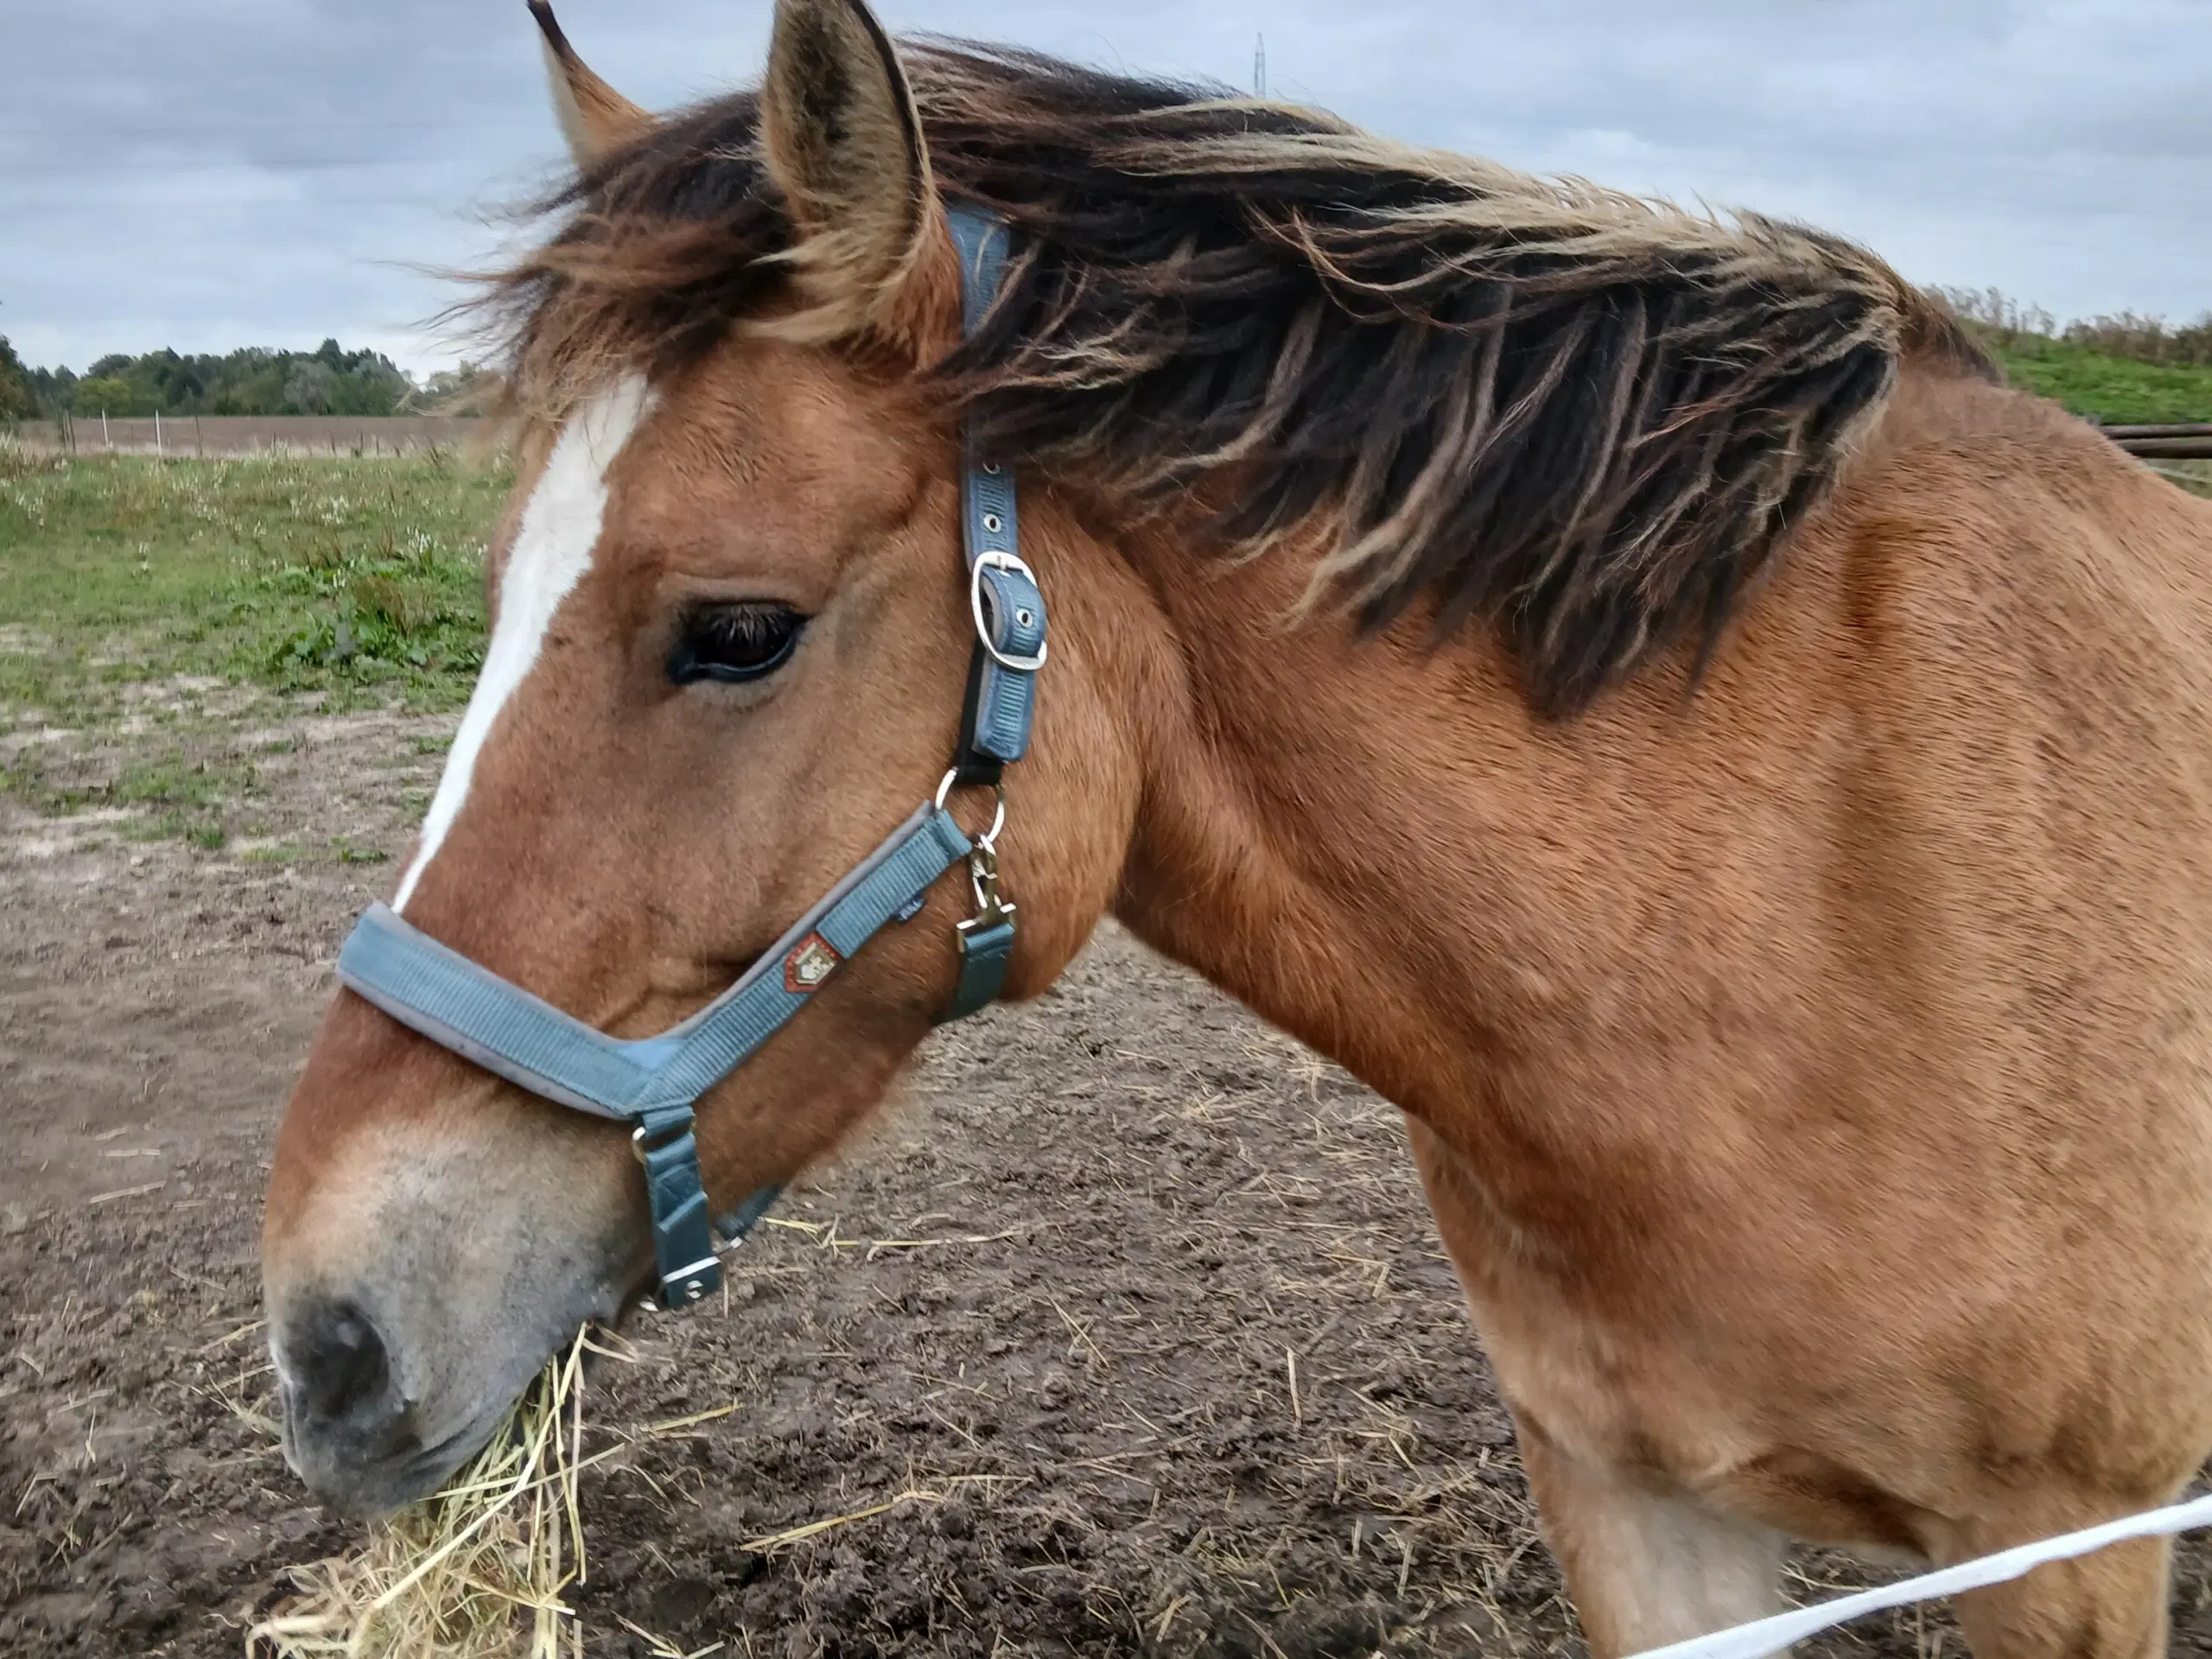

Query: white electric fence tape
1624,1491,2212,1659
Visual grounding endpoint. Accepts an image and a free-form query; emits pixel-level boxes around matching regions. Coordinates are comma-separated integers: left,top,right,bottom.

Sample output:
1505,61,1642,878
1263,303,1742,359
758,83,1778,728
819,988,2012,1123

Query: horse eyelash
667,604,808,685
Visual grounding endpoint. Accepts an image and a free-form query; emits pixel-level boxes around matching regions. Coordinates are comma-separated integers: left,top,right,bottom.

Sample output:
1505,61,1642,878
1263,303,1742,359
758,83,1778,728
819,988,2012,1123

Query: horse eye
668,604,806,685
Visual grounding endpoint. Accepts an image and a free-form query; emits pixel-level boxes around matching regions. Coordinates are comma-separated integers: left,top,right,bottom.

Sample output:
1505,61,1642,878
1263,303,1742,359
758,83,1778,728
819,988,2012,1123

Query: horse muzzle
270,1259,626,1516
262,1058,645,1517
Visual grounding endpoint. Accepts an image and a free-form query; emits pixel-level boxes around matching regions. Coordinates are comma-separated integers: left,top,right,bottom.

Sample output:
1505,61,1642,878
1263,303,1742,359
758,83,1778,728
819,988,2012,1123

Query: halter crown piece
334,207,1043,1309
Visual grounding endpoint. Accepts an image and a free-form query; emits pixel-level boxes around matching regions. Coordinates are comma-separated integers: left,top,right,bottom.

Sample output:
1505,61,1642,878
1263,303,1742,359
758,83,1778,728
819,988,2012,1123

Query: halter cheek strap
947,207,1043,788
332,205,1043,1309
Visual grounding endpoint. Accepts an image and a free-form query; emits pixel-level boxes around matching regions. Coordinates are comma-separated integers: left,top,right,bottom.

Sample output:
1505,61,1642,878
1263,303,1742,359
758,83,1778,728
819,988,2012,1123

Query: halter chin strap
333,204,1042,1309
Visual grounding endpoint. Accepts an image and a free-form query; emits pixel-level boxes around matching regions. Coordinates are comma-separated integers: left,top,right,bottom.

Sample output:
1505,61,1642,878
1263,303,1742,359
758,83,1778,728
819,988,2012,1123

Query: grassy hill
1984,334,2212,425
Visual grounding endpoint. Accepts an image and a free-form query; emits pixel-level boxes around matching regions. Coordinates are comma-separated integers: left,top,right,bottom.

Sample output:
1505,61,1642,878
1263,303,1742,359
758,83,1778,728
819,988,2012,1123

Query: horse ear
528,1,654,168
759,0,955,353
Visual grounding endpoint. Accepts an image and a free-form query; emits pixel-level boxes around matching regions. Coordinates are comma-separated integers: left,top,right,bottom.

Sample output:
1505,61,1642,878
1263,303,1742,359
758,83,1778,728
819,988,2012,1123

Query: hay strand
247,1329,593,1659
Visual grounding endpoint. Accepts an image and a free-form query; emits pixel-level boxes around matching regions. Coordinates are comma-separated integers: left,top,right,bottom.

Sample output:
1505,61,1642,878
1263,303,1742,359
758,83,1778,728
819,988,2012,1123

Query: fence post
155,410,163,456
102,410,110,449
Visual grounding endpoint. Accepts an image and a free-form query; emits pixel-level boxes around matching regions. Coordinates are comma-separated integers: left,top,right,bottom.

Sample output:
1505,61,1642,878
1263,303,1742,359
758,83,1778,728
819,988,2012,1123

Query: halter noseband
333,207,1043,1309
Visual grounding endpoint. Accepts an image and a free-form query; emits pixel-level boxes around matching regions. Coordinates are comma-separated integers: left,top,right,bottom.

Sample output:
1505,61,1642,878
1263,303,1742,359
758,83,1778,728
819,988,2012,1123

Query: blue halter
334,207,1044,1309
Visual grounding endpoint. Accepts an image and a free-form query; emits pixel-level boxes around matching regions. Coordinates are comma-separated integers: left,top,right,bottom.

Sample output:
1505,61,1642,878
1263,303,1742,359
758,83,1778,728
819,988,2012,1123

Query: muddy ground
6,701,2212,1658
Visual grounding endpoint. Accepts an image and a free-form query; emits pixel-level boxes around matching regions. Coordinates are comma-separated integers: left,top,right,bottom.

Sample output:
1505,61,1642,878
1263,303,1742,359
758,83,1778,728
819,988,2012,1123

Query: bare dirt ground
7,702,2212,1658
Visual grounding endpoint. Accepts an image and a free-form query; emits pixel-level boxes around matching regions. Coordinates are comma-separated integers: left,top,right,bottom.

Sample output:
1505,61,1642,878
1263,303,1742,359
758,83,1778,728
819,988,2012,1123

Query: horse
259,2,2212,1652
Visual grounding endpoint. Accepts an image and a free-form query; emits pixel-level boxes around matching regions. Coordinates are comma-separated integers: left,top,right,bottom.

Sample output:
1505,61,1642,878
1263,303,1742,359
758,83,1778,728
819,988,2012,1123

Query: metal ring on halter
969,550,1048,672
631,1117,687,1165
933,768,1008,848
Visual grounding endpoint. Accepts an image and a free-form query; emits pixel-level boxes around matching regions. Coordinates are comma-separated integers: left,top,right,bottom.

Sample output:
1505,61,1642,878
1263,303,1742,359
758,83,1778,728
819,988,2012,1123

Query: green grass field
0,445,511,723
1986,336,2212,424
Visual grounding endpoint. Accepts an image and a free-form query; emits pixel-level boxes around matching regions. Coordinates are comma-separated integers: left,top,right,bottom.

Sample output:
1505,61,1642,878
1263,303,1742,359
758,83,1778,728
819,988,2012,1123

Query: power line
0,117,543,140
0,156,540,176
0,193,474,211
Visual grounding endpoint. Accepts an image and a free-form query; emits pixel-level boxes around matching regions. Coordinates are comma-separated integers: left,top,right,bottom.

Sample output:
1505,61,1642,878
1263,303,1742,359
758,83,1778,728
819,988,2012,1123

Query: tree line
3,297,2207,429
0,338,486,422
1942,289,2212,366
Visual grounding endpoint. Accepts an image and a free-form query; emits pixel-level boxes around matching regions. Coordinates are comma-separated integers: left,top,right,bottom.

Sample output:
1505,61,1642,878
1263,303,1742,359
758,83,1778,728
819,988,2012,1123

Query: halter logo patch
783,932,843,994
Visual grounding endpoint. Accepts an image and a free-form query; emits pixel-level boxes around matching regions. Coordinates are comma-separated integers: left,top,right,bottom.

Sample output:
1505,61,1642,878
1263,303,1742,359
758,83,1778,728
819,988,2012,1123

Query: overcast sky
3,1,2207,378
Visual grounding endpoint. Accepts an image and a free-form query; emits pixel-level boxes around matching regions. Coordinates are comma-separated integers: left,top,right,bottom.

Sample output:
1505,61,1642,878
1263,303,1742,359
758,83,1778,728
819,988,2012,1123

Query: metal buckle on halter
969,551,1047,673
661,1256,720,1300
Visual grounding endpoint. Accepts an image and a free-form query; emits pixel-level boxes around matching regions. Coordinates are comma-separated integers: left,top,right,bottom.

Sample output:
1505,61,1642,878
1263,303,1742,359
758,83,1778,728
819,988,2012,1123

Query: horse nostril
287,1299,395,1427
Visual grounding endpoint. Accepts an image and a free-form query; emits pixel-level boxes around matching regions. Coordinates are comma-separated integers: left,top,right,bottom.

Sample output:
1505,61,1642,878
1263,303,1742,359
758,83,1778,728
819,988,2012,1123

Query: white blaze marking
392,376,655,914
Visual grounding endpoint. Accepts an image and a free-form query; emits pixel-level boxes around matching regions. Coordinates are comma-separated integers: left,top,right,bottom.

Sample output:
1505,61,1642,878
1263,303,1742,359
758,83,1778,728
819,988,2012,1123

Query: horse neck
1095,519,1554,1120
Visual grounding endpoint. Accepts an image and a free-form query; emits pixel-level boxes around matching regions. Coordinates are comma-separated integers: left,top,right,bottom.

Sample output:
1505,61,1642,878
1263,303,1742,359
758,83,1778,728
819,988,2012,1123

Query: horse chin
279,1384,510,1521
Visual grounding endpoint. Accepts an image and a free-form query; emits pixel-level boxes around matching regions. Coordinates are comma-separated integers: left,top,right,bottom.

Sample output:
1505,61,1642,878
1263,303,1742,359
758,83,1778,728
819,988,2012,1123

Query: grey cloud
1,0,2204,372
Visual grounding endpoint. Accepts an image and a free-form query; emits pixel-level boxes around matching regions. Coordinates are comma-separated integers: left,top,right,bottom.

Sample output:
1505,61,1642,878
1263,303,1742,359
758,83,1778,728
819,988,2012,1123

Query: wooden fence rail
2120,438,2212,460
2095,423,2212,461
2096,423,2212,441
5,415,475,458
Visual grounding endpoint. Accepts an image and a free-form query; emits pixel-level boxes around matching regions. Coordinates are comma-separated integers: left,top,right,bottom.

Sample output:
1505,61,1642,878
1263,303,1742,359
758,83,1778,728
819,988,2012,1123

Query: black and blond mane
484,43,1991,714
